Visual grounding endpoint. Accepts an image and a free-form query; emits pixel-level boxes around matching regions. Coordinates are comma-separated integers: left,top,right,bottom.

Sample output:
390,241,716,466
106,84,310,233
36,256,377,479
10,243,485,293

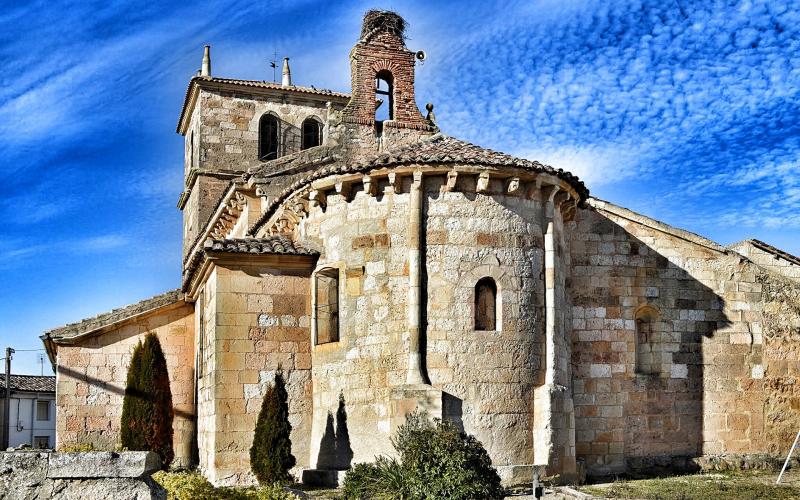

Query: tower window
475,277,497,331
375,70,394,122
259,114,280,160
315,268,340,344
301,118,323,150
635,306,661,375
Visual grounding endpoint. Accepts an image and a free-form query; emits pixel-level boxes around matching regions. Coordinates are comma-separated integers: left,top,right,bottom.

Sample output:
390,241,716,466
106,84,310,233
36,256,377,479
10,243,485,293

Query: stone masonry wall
200,260,313,485
301,177,411,468
299,173,555,472
198,89,334,173
423,174,545,468
55,303,195,468
570,202,800,477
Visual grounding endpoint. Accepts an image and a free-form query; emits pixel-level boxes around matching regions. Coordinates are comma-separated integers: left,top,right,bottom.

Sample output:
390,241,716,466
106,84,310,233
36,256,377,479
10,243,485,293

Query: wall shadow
571,213,732,478
316,393,353,470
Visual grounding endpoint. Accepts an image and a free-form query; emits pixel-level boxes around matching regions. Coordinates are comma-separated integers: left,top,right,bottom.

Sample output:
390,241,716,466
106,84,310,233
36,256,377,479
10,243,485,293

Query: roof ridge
747,239,800,266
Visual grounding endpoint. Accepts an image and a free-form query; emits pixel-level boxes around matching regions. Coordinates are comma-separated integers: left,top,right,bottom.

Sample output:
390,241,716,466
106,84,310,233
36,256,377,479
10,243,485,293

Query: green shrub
341,412,504,500
120,333,174,467
250,368,295,484
340,457,407,500
152,470,298,500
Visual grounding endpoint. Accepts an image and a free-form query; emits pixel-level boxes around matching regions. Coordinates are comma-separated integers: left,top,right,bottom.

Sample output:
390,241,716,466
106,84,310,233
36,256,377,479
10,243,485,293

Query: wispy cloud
0,234,128,270
416,0,800,231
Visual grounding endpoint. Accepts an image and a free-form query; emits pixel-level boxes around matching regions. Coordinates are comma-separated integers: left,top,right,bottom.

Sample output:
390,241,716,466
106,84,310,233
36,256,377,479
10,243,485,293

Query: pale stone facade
42,9,800,487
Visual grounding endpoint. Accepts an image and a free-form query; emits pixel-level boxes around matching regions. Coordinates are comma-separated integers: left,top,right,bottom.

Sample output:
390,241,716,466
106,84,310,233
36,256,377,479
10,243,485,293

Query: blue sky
1,0,798,374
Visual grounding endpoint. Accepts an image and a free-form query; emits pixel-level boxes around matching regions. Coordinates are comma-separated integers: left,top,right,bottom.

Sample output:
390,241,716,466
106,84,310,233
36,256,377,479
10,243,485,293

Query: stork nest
361,10,407,40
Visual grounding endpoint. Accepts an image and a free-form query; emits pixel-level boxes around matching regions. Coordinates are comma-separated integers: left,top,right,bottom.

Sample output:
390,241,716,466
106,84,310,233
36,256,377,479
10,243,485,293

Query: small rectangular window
36,401,49,421
33,436,49,449
315,269,340,345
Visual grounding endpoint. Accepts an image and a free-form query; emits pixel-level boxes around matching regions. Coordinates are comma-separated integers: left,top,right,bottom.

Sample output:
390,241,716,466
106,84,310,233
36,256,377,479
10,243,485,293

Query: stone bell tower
338,10,435,151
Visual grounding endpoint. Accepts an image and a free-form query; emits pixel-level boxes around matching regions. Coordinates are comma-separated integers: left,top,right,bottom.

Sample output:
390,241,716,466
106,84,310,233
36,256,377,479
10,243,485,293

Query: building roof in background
0,374,55,393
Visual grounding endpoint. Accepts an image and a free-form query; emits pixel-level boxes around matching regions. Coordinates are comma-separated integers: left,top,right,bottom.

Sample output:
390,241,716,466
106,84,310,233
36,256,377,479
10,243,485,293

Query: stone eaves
177,76,350,135
182,237,319,293
247,133,590,235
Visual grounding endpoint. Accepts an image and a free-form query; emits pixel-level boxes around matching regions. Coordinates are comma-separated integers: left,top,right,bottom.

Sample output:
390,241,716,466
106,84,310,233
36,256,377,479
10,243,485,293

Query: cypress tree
120,333,174,467
250,368,295,484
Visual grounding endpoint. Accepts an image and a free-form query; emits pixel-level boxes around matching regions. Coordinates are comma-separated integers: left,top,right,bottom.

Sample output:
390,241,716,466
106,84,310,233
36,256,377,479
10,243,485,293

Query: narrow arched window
258,114,280,160
635,306,660,375
475,277,497,331
301,118,322,150
375,70,394,122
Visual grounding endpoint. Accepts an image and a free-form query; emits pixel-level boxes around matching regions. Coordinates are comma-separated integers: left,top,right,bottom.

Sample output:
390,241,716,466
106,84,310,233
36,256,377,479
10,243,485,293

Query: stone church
42,10,800,487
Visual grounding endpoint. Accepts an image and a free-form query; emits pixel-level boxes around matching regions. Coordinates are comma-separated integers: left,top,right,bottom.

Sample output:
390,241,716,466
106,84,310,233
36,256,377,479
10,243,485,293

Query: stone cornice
255,164,581,237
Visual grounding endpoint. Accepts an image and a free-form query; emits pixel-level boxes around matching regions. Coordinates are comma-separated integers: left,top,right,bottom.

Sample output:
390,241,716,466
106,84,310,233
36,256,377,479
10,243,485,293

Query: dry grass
580,469,800,499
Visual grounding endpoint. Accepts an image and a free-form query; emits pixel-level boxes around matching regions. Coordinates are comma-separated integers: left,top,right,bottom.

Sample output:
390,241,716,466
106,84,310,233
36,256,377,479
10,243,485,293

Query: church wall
570,206,800,477
54,303,195,467
299,173,556,474
200,259,313,485
423,175,545,469
301,180,409,468
183,175,229,258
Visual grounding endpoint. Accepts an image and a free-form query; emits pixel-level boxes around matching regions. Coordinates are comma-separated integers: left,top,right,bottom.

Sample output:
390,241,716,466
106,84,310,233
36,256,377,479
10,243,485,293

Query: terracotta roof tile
248,134,589,235
204,77,349,98
205,237,318,255
0,375,55,393
182,237,319,292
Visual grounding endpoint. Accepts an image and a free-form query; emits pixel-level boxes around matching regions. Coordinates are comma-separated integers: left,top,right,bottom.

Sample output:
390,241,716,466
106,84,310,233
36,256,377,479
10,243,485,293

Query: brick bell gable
341,10,431,131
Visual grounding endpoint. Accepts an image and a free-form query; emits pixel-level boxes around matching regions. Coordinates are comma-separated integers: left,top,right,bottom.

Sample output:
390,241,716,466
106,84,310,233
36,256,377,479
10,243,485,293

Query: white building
0,375,56,449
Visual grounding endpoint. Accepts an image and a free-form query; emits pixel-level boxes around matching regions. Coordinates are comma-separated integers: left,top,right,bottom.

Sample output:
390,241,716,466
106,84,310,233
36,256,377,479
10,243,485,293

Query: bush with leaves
341,412,504,500
120,332,174,467
250,368,296,484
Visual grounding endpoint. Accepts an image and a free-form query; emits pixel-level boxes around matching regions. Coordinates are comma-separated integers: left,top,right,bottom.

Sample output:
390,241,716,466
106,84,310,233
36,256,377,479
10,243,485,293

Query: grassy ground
579,469,800,499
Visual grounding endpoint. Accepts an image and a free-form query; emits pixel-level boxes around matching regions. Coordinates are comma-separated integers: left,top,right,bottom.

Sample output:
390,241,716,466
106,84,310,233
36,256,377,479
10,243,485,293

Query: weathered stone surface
48,451,160,479
0,452,164,500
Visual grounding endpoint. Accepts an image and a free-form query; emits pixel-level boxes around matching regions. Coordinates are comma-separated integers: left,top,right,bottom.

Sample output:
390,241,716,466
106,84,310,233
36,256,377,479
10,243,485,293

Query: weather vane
269,49,278,82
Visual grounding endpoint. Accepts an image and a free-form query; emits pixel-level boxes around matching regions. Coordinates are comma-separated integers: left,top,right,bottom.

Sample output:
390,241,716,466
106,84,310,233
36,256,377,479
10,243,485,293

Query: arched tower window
475,277,498,331
635,306,661,375
258,114,280,160
375,70,394,122
301,118,323,150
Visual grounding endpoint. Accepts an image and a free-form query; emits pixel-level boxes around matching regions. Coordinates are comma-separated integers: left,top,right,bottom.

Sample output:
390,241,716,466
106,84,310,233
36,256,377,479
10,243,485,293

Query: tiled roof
748,239,800,266
182,237,319,292
203,77,349,98
0,375,55,393
248,133,590,235
205,237,318,255
177,76,349,133
43,289,184,342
